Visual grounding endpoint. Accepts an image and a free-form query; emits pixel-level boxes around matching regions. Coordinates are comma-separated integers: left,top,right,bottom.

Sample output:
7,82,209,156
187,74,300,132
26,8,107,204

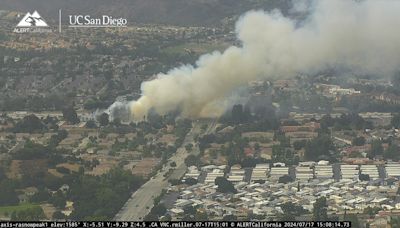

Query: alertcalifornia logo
12,10,128,33
13,10,52,33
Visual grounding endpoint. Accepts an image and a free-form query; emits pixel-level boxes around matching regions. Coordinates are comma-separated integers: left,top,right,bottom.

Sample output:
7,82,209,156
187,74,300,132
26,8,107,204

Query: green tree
62,106,80,124
305,135,336,161
278,175,293,184
0,167,5,182
184,154,198,167
278,202,307,221
151,203,166,217
391,114,400,128
222,214,237,221
53,211,65,220
293,140,306,150
13,141,48,160
184,178,198,185
347,214,361,228
320,114,335,129
11,207,45,221
185,143,193,152
390,216,400,228
69,167,143,220
50,129,68,145
359,173,370,181
85,120,97,128
168,179,181,186
215,177,237,193
56,167,71,175
272,145,296,165
369,140,383,158
352,136,366,146
50,191,66,209
313,197,328,221
183,205,197,216
98,113,109,127
12,114,46,133
0,180,19,206
384,144,400,160
195,211,208,221
363,206,380,218
31,187,51,203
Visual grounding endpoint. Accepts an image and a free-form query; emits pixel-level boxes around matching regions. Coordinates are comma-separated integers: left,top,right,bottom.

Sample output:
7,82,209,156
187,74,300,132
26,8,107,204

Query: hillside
1,0,292,26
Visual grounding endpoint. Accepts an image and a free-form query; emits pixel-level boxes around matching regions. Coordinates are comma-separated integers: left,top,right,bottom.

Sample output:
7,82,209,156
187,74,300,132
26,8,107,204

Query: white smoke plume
126,0,400,121
104,101,131,122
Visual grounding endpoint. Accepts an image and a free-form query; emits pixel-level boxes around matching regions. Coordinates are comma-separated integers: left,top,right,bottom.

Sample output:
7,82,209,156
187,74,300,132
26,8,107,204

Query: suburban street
114,119,217,221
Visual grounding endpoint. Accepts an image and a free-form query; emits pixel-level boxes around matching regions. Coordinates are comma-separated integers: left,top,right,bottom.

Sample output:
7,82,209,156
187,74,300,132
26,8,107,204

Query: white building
205,169,225,184
227,165,245,183
296,166,314,181
360,165,379,180
385,163,400,177
341,164,359,180
270,167,289,179
184,166,201,180
251,164,269,182
315,164,333,179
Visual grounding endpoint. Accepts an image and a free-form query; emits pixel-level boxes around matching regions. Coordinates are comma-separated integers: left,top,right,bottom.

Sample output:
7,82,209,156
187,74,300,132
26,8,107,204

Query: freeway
114,119,217,221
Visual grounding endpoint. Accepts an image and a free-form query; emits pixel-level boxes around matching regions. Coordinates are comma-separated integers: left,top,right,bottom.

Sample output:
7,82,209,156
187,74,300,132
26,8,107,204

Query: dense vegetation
69,168,143,220
12,115,47,133
320,114,373,131
305,135,337,162
1,132,144,220
10,207,45,221
215,177,236,194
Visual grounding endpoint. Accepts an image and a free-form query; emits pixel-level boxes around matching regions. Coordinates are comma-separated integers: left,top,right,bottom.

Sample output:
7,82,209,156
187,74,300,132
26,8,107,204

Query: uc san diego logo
14,11,52,33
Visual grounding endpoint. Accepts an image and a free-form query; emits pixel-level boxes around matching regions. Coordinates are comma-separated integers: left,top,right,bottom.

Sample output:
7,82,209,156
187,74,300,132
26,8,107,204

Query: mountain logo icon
17,11,49,27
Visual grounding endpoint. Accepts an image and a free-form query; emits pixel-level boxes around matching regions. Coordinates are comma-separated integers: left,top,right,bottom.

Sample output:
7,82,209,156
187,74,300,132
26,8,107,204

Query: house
61,201,74,217
280,122,320,133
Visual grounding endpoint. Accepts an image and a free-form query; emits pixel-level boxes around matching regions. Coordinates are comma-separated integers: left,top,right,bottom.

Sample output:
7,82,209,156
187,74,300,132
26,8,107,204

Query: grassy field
0,203,41,216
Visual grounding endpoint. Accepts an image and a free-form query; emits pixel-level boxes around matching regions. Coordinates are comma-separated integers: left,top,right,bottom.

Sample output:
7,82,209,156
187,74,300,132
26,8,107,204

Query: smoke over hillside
126,0,400,121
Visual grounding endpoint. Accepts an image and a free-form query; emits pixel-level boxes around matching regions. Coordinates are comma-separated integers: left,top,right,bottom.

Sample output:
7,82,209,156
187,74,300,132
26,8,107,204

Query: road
114,119,217,221
8,141,24,153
